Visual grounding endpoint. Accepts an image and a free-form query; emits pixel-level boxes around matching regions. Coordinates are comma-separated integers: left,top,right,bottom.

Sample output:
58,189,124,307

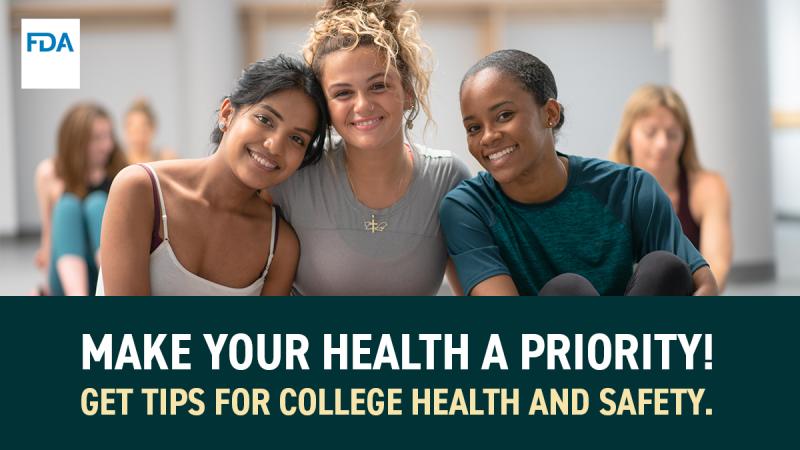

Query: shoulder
565,153,654,197
689,169,730,210
109,164,156,200
412,143,472,187
35,158,55,180
34,158,63,203
276,215,299,251
270,146,336,200
441,172,495,219
691,170,729,197
569,154,640,180
35,158,59,190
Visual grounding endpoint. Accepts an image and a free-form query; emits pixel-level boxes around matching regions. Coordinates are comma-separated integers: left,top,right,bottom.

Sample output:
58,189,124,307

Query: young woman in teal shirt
441,50,718,296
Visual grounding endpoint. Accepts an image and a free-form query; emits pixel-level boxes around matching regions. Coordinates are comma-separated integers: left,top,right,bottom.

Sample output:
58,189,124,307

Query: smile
351,116,383,130
248,148,278,170
487,145,517,161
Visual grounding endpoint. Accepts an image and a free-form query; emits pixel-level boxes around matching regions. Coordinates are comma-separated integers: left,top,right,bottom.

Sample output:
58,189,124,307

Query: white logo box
21,18,81,89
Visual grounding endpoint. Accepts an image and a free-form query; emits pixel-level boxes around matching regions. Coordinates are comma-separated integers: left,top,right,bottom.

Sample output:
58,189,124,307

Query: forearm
692,266,719,296
705,254,731,292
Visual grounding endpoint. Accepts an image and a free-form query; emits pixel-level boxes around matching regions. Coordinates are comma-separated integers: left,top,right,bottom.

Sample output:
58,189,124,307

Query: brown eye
333,90,352,99
255,114,273,128
497,111,514,121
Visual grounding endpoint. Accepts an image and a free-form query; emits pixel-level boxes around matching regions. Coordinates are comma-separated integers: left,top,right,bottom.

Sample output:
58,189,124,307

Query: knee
627,251,692,296
52,193,82,219
83,191,108,216
51,193,84,231
640,251,691,281
539,273,599,296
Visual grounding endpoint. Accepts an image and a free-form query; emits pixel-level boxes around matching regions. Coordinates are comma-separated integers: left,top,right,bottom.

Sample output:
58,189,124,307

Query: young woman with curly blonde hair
268,0,470,295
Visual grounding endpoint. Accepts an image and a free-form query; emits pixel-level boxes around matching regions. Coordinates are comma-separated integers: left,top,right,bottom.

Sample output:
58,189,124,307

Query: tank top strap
139,163,170,242
262,205,278,278
677,166,701,248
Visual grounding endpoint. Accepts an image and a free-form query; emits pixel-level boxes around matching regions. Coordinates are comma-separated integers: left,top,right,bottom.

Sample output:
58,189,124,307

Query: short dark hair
461,49,565,131
211,55,329,168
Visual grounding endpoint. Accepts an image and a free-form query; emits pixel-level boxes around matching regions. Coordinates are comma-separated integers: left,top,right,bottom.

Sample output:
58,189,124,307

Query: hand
34,246,49,270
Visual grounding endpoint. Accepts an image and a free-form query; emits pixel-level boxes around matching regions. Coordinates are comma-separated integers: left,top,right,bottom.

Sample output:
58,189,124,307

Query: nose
263,134,285,155
354,92,372,116
654,130,670,149
480,125,502,147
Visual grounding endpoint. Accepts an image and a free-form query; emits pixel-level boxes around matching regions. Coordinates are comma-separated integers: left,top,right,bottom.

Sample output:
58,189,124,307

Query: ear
543,99,561,127
403,86,415,111
218,98,234,129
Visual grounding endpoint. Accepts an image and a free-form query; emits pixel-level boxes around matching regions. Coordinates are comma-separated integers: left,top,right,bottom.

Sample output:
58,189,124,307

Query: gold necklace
344,151,412,233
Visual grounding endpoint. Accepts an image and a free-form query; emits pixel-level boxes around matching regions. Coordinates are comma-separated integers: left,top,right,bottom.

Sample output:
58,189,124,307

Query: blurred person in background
34,103,127,295
610,85,732,290
123,98,177,164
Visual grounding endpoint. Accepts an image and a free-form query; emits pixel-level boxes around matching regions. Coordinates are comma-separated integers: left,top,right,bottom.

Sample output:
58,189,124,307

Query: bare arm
470,274,520,296
99,166,155,295
34,159,57,269
445,258,464,296
261,218,299,296
695,173,732,291
692,266,718,296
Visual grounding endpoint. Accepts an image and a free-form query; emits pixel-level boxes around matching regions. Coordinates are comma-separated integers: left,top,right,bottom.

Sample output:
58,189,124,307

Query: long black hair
212,55,330,168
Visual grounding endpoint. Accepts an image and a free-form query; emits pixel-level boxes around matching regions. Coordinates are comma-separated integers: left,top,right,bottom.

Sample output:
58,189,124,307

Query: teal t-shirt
439,154,708,295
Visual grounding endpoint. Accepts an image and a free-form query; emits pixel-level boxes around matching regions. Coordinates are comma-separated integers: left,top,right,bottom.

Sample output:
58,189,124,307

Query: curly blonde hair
610,84,702,172
303,0,433,131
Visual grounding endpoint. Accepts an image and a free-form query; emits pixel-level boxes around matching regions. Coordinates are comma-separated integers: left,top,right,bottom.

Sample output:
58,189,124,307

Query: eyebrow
256,103,314,137
462,100,515,123
327,72,386,90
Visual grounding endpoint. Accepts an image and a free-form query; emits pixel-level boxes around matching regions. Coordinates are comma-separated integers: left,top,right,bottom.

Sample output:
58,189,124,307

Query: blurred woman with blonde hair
610,85,732,289
123,98,177,164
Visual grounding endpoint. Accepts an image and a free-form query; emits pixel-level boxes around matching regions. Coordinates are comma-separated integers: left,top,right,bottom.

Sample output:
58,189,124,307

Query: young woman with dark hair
98,55,328,295
441,49,718,296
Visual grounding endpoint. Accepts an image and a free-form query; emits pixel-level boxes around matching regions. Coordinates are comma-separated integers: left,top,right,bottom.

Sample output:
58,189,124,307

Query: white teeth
487,145,516,161
354,118,380,127
249,150,276,170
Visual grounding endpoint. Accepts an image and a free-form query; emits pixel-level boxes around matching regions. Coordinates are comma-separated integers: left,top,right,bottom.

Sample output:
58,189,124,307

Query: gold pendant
364,213,388,233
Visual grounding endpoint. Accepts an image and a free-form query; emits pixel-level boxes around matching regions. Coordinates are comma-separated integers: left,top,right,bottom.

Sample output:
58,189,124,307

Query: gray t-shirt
271,141,471,296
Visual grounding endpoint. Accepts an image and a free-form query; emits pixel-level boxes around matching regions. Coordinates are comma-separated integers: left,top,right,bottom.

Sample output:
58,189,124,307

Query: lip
247,147,279,171
350,116,384,131
484,144,518,162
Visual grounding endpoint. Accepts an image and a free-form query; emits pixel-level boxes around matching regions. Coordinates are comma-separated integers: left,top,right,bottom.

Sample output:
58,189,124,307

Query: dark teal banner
1,297,796,448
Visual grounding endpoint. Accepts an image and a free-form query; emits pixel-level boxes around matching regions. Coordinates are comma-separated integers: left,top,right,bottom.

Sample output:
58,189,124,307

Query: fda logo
27,32,75,53
21,19,80,89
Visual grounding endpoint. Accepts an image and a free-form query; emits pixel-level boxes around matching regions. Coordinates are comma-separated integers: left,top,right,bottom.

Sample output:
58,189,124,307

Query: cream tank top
96,164,277,296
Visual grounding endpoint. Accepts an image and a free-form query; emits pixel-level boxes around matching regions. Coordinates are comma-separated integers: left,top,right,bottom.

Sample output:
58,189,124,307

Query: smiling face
460,68,558,185
219,88,318,190
628,105,685,172
319,45,409,153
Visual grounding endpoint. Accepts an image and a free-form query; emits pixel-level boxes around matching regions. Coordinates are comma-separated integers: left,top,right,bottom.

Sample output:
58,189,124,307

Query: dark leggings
538,251,693,296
